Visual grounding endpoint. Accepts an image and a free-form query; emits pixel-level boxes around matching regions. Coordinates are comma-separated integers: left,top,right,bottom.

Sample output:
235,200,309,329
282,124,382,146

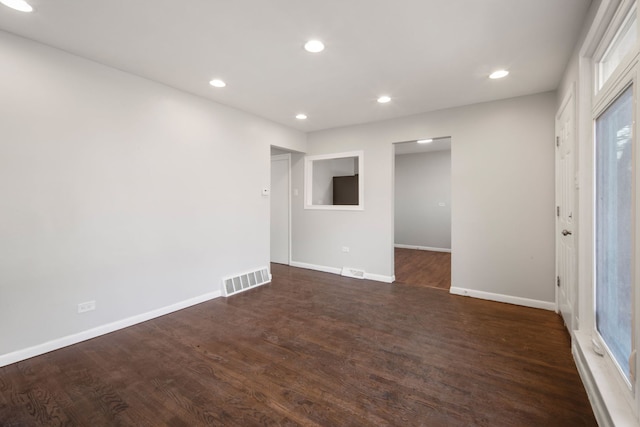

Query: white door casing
271,154,290,265
556,86,577,331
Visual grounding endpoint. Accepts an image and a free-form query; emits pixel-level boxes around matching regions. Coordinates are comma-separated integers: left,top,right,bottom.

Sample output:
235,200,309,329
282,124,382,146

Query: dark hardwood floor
0,264,595,426
395,248,451,290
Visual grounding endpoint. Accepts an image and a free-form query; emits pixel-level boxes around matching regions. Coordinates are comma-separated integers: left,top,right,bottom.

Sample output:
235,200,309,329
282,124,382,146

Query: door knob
562,229,572,236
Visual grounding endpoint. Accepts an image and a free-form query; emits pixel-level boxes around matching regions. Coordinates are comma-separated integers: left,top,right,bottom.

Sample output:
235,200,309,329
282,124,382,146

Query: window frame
592,76,636,392
303,151,365,211
595,1,638,94
590,0,640,414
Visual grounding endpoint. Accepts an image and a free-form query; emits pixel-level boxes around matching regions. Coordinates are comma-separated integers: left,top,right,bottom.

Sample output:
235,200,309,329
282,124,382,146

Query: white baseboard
394,244,451,253
364,273,395,283
0,290,222,368
449,287,555,311
290,261,342,275
290,261,394,283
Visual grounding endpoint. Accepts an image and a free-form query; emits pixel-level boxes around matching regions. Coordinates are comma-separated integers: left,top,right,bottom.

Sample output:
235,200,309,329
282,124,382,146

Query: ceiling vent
223,267,271,297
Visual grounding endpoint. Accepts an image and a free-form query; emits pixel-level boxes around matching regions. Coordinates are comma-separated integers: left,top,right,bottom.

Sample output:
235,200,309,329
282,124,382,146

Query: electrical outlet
78,300,96,313
342,246,350,253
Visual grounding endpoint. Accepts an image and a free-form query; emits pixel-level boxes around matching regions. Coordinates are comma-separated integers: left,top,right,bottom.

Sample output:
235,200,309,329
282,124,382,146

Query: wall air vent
222,267,271,297
341,267,365,279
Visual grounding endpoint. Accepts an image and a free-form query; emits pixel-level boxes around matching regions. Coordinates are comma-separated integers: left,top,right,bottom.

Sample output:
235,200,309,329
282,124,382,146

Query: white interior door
556,88,577,330
271,154,290,264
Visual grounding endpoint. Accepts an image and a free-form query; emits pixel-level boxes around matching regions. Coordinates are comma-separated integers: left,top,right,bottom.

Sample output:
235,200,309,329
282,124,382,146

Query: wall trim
573,333,613,427
449,287,556,311
0,290,222,368
394,244,452,253
364,273,396,283
290,261,394,283
290,261,342,275
573,331,639,427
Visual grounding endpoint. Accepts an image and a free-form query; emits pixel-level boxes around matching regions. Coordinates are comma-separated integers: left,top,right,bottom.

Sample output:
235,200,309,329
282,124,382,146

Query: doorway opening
555,87,576,330
270,147,292,265
393,137,452,290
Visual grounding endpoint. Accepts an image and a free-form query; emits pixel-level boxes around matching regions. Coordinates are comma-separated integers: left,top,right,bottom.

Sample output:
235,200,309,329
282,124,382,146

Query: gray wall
0,30,305,359
395,150,451,250
292,91,556,302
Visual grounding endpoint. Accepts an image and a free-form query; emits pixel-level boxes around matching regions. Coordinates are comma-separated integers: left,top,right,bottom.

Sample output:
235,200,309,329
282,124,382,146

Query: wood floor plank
395,248,451,289
0,264,596,426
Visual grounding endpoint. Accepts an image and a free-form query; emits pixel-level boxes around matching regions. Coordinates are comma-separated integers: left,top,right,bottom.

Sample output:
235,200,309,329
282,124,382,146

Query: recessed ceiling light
0,0,33,12
209,79,226,88
304,40,325,53
377,95,391,104
296,113,308,120
489,70,509,79
417,139,433,144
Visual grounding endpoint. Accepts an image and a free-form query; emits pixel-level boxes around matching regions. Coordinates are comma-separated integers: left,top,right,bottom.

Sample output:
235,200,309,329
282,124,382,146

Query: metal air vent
223,267,271,297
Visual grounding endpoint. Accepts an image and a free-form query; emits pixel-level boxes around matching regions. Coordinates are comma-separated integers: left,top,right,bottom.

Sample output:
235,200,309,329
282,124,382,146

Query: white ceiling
0,0,591,132
395,138,451,155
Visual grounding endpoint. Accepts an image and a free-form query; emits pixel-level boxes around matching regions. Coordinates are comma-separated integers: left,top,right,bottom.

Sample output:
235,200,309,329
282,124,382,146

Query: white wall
0,31,305,361
292,92,556,302
395,150,451,250
555,0,602,331
554,2,639,425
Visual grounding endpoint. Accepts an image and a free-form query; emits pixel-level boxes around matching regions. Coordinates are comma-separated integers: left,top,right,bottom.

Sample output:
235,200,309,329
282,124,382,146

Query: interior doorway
555,88,576,329
270,151,291,265
393,137,452,289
